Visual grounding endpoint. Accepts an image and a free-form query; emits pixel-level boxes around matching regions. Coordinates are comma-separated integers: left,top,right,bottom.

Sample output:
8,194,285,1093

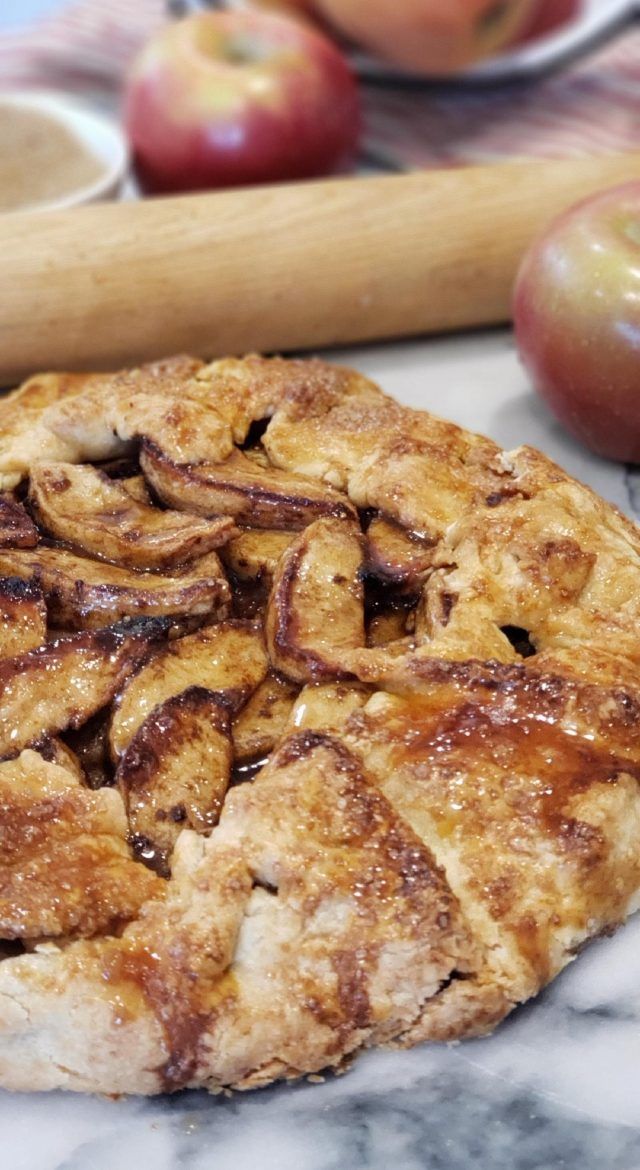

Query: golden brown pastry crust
0,353,638,1095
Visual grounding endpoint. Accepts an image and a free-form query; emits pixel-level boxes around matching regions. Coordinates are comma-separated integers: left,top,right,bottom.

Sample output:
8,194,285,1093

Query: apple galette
0,353,639,1094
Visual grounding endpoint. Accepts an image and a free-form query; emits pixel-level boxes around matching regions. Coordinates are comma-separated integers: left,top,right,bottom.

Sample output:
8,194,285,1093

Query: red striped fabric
362,31,640,168
0,0,164,91
1,0,638,169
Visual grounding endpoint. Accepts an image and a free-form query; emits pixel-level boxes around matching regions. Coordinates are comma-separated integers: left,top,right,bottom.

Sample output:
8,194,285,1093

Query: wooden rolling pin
1,150,640,382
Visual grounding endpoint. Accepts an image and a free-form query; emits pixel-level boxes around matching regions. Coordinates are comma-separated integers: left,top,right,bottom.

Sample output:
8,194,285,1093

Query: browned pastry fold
0,353,638,1097
0,751,162,939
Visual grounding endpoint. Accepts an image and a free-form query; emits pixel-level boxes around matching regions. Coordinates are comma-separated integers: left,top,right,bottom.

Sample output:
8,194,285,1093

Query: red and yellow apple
124,10,360,193
308,0,540,75
513,181,640,462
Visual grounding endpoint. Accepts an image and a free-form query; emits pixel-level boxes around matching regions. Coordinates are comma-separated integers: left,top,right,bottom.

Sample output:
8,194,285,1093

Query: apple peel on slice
140,442,357,531
266,515,365,682
29,462,237,571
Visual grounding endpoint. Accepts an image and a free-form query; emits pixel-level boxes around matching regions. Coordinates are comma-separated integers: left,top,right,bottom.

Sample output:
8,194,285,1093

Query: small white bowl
0,90,129,213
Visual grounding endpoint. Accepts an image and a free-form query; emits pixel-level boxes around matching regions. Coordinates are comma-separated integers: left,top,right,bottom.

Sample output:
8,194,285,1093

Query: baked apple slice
0,749,161,939
116,687,232,870
0,619,164,758
110,620,268,758
140,442,356,530
364,514,435,590
30,462,237,570
266,516,365,682
287,681,370,735
221,529,295,584
0,546,230,629
0,495,38,549
0,577,47,658
120,475,153,505
232,671,299,765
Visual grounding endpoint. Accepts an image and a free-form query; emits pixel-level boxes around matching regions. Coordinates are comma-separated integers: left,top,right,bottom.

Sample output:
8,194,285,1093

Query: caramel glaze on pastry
0,353,639,1095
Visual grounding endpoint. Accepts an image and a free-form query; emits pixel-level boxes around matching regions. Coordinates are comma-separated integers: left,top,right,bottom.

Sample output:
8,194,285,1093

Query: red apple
124,10,360,193
511,0,581,46
513,181,640,463
311,0,540,76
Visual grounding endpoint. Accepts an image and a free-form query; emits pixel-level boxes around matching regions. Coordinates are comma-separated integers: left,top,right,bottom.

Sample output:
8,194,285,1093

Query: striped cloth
1,0,639,169
362,30,640,168
0,0,164,93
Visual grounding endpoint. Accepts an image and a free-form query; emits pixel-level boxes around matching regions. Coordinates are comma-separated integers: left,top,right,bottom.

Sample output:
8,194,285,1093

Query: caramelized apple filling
0,354,638,1098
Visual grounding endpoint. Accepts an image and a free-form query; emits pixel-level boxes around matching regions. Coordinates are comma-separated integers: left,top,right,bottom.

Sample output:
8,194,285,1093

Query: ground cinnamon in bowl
0,104,104,212
0,99,124,213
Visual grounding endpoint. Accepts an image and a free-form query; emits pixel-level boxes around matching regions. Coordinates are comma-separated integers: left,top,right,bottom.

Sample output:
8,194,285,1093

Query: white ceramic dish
0,90,128,212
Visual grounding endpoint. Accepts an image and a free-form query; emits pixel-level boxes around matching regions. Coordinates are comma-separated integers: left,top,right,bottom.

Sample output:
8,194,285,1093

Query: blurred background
0,0,639,212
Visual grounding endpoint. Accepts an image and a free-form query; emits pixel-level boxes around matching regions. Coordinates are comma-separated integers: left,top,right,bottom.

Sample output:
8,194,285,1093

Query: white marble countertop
4,326,640,1170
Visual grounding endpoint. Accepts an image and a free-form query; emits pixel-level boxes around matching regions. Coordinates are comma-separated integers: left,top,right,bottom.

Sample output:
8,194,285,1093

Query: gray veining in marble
3,329,640,1170
9,917,640,1170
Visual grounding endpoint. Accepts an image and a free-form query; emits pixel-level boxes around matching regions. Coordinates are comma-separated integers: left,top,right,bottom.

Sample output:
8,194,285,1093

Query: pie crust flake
0,353,639,1095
